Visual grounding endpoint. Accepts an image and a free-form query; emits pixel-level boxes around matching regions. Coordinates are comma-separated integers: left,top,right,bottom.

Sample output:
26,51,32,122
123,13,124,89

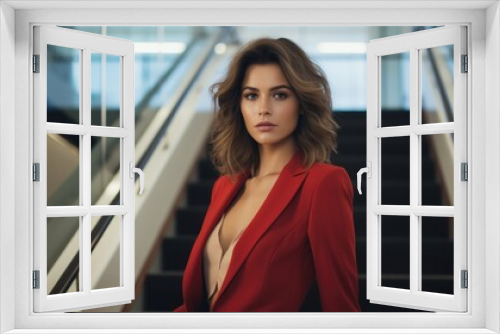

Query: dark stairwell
142,110,453,312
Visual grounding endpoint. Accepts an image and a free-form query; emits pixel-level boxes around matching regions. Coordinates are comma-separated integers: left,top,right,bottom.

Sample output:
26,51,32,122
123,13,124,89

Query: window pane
421,134,454,206
381,215,410,290
421,44,454,124
421,216,454,294
91,215,121,290
47,45,80,124
381,52,410,127
91,53,121,127
91,136,121,205
47,134,80,206
381,136,410,205
47,217,80,294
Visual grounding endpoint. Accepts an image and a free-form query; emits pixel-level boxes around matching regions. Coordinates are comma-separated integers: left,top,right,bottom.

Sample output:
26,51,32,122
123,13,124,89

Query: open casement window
361,25,467,312
33,26,141,312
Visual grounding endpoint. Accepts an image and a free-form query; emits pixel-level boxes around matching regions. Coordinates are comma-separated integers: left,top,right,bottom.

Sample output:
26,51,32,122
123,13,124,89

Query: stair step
176,206,208,235
187,176,443,207
353,182,442,206
161,235,453,277
336,136,432,157
356,237,454,276
174,204,451,240
161,236,196,271
143,271,183,312
352,208,451,238
199,154,440,186
186,180,215,206
198,158,219,180
143,271,449,312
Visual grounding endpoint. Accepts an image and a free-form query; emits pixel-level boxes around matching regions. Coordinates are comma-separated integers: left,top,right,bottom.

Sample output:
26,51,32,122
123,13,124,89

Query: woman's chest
218,176,278,253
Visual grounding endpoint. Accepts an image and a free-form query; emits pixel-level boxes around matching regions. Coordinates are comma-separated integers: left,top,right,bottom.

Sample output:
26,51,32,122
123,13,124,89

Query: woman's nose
258,98,271,115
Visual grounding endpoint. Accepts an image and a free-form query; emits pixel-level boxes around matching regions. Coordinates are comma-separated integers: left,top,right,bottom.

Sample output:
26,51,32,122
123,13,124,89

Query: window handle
357,162,371,195
129,162,145,195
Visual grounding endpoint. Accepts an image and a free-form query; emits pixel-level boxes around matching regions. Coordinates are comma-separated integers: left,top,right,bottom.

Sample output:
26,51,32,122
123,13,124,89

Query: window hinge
33,163,40,182
33,270,40,289
33,54,40,73
461,270,468,289
461,54,468,73
461,162,468,181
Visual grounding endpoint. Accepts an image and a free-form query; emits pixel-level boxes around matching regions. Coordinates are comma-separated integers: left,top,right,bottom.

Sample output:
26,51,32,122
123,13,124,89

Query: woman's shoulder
305,162,354,198
211,172,245,191
307,161,350,180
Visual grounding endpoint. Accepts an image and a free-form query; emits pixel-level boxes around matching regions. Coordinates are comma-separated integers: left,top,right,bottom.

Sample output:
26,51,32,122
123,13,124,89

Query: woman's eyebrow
242,84,292,91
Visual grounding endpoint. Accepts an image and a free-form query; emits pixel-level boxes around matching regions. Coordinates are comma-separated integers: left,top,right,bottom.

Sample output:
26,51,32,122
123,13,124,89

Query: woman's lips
255,125,277,132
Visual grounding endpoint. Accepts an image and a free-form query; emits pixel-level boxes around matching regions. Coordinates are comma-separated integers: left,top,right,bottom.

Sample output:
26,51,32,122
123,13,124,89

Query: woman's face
240,63,300,149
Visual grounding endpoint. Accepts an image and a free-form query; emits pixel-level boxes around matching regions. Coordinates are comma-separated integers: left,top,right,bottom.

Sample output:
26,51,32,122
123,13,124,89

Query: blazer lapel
183,150,309,311
211,150,308,309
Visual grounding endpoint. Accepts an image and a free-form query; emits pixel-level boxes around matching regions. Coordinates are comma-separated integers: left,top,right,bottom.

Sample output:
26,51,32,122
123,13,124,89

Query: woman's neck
252,141,297,178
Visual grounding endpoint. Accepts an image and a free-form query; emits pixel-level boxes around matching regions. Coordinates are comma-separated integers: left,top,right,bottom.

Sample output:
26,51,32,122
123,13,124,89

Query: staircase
143,111,453,312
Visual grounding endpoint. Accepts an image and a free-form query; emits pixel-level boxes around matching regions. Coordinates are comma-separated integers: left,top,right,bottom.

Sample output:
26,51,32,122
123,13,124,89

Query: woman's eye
274,92,288,100
244,93,257,100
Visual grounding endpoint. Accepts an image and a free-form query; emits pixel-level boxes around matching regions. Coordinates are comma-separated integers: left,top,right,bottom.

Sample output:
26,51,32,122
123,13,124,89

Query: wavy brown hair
209,37,340,180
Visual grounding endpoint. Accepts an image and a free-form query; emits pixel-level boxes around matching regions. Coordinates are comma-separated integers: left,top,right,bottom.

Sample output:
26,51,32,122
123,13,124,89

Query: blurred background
45,26,455,312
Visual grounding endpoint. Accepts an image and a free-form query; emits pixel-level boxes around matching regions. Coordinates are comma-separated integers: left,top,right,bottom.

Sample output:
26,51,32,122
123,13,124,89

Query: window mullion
409,47,419,294
82,47,92,294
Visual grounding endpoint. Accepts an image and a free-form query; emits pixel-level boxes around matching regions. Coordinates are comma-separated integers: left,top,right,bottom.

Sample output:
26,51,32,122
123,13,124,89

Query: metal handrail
424,47,454,124
414,26,454,125
50,27,230,295
416,26,455,209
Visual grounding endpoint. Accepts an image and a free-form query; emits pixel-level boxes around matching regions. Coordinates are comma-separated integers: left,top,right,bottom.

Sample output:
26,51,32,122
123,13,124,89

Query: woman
174,37,360,312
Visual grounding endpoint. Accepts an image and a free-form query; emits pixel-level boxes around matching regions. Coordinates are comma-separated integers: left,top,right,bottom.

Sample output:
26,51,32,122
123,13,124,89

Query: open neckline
216,213,247,259
215,162,289,258
205,153,297,309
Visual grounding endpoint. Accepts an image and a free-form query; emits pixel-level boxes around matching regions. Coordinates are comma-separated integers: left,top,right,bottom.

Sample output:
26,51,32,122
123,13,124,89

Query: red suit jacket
174,150,360,312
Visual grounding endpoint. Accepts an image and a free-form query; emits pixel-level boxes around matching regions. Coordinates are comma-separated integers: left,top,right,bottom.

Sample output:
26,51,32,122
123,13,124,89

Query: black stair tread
177,205,209,212
162,235,454,275
143,272,183,312
146,271,454,282
175,205,452,239
144,272,448,312
161,236,196,271
356,238,454,275
188,179,444,207
189,173,440,188
200,161,440,183
164,235,197,241
147,270,184,277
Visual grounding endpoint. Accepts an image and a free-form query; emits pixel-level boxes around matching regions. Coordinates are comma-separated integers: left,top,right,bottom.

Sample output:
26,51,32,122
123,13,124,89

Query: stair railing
421,46,454,210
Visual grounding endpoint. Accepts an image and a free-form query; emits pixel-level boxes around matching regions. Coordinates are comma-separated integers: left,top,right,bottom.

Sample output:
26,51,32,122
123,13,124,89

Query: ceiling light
317,42,367,54
134,42,186,54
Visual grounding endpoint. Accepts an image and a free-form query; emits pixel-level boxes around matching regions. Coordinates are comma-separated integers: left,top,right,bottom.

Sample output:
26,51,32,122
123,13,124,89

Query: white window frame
365,26,468,312
0,1,498,333
33,25,136,313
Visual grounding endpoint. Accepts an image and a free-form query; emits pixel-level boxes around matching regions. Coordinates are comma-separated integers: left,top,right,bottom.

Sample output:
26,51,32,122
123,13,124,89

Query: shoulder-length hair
209,37,340,180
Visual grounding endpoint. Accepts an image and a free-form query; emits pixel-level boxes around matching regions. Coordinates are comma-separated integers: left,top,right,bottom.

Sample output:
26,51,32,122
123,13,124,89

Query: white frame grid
21,15,479,332
32,25,136,312
366,26,468,312
1,2,496,333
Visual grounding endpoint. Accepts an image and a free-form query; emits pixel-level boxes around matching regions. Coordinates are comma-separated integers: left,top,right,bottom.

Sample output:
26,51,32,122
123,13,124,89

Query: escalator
46,26,234,298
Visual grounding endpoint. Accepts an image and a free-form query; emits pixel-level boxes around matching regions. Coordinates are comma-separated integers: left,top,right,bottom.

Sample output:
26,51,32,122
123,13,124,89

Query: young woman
174,37,360,312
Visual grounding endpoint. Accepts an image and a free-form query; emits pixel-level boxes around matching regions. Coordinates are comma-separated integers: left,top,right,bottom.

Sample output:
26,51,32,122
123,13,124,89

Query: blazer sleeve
307,167,360,312
173,175,223,312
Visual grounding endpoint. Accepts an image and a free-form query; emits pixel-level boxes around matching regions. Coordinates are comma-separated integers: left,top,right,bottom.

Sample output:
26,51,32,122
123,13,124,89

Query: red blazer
174,150,360,312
